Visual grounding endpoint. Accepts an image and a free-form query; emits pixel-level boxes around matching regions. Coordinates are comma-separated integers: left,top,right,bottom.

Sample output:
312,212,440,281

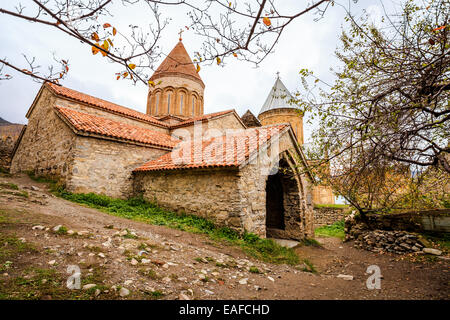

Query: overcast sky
0,0,389,143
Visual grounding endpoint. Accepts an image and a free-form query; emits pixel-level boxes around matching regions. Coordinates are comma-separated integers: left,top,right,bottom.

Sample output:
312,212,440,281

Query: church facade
10,40,315,239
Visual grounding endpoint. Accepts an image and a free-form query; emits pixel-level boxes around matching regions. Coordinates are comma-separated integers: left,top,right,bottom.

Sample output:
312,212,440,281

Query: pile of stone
353,230,425,254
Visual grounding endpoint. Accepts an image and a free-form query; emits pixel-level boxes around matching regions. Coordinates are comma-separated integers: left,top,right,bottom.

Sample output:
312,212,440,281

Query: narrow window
148,96,151,114
180,94,184,114
155,93,160,114
192,97,195,116
168,93,171,114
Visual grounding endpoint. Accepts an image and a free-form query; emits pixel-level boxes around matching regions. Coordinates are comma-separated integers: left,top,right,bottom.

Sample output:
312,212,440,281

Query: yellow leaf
107,38,114,47
128,63,136,70
157,80,162,85
196,64,200,73
116,75,120,80
216,57,221,65
148,80,155,87
103,40,109,51
123,72,129,78
91,32,100,42
103,23,112,28
233,52,237,57
263,17,271,27
113,27,117,36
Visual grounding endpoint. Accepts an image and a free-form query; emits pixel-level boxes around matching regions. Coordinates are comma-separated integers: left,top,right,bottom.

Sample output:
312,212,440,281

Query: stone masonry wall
237,130,314,239
170,113,245,140
68,136,167,198
314,207,347,228
134,169,243,229
10,88,77,181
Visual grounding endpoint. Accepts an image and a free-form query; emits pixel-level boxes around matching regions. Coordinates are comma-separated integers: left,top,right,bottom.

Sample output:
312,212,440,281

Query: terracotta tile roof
134,124,289,172
150,41,204,87
170,109,236,129
46,82,167,127
54,106,179,149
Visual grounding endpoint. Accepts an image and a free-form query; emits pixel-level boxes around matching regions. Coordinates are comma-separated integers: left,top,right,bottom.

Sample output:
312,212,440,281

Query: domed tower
257,74,304,145
147,40,205,118
258,74,335,204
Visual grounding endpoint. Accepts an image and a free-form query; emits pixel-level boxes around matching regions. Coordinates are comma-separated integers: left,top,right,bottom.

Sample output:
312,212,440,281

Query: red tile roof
150,41,204,86
134,124,289,172
55,106,179,149
46,82,167,128
170,109,236,129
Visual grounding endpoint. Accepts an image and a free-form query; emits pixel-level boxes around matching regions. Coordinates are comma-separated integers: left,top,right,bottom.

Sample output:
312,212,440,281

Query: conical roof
150,40,204,87
258,76,295,115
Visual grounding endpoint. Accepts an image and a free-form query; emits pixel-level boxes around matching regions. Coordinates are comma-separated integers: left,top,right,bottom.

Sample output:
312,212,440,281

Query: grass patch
48,189,299,265
146,290,164,299
0,182,19,190
1,190,29,198
315,220,345,240
420,232,450,252
249,266,260,274
300,259,317,274
0,233,37,262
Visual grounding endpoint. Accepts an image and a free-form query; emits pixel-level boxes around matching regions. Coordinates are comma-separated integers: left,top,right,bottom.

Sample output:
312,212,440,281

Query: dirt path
0,174,448,300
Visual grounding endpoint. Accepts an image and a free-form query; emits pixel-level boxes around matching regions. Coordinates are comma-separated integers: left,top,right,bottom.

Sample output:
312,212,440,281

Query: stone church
11,40,318,240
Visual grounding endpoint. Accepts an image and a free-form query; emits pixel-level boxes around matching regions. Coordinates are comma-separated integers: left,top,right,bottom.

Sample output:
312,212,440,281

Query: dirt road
0,174,448,300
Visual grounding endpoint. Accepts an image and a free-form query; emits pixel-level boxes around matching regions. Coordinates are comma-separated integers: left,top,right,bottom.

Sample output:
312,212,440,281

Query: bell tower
147,40,205,118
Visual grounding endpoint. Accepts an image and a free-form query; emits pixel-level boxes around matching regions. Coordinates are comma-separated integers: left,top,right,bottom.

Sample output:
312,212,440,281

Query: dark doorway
265,172,285,230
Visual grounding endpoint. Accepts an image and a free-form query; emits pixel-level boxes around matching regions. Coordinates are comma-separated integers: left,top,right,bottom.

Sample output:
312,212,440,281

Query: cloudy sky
0,0,388,143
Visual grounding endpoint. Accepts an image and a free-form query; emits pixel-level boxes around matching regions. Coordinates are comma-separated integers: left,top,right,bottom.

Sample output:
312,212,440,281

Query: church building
10,40,316,240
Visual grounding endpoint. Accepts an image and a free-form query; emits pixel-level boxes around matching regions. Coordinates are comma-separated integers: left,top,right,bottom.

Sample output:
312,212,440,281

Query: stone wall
314,207,347,228
0,125,23,171
312,185,335,205
170,113,245,140
134,168,243,228
134,129,314,239
10,89,77,181
258,108,304,145
345,209,450,236
68,136,167,198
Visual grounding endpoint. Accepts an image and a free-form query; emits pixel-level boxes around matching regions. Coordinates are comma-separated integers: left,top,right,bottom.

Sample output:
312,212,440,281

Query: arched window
179,93,184,114
167,93,171,114
192,96,196,116
147,95,151,114
155,93,160,114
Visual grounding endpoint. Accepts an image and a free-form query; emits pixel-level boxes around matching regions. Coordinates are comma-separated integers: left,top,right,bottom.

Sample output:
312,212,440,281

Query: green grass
0,182,19,190
249,266,260,273
315,220,345,240
50,189,299,265
0,233,37,262
300,259,317,273
314,204,349,209
421,232,450,252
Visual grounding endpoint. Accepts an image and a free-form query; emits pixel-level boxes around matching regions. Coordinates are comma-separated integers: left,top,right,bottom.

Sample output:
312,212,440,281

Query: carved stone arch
264,150,306,240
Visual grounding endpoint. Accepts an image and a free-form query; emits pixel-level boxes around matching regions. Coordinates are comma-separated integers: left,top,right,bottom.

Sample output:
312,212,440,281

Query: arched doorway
265,156,304,240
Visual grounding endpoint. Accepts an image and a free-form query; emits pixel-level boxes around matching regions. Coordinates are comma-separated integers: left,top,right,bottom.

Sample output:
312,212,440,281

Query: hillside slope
0,173,448,300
